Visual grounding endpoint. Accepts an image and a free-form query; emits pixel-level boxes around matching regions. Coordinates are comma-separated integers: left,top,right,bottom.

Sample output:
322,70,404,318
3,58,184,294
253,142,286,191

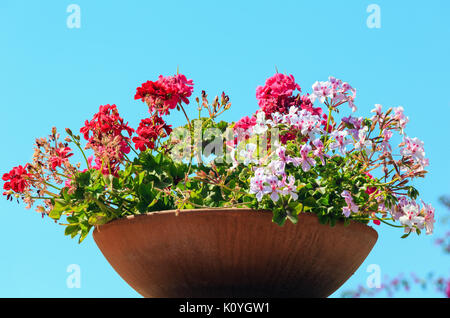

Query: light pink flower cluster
310,76,357,112
390,197,435,235
249,165,298,203
244,139,325,203
400,136,429,171
228,73,434,234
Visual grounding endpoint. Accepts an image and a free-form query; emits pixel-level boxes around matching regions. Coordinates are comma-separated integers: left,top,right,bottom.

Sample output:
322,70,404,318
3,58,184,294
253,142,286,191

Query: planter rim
95,208,378,239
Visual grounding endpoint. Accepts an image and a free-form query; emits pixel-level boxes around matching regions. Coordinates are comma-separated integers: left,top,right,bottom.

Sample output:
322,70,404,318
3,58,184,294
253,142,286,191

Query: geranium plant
2,72,435,243
191,74,435,237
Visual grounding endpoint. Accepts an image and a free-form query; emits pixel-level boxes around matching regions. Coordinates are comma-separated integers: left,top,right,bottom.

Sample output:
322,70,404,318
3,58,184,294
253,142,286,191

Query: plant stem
44,182,61,191
127,141,140,157
180,104,192,130
71,136,90,169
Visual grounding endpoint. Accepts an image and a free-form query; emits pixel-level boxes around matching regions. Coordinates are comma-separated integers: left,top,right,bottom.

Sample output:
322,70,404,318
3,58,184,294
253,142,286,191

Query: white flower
253,111,269,135
266,175,283,202
298,144,316,172
239,143,258,166
329,130,352,156
267,160,286,176
399,203,424,233
393,106,409,134
310,81,333,104
354,126,373,156
400,136,429,171
370,104,383,117
267,112,283,125
249,172,270,202
421,200,435,235
281,175,298,201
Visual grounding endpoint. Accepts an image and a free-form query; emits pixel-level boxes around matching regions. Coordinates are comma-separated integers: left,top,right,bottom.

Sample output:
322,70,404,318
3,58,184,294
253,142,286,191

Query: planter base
93,209,378,298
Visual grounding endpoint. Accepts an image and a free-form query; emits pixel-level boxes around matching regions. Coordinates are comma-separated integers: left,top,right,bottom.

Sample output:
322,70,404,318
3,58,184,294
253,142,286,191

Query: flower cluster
256,73,301,115
2,165,31,200
1,71,435,242
135,74,194,116
255,73,324,120
233,107,327,210
390,197,435,235
310,77,357,112
80,104,134,175
2,127,81,215
248,158,299,203
2,73,194,227
133,114,173,152
220,73,435,234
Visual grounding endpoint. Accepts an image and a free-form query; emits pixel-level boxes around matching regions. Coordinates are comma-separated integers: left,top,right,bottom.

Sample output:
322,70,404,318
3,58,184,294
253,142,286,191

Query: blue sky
0,0,449,297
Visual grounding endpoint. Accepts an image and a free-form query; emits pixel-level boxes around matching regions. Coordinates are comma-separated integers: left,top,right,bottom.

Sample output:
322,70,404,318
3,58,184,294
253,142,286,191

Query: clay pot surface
93,208,378,297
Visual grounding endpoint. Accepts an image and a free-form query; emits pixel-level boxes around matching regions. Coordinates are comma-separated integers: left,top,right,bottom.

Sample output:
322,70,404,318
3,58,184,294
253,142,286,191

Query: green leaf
136,201,148,213
303,197,317,208
62,188,71,201
317,196,329,206
64,224,79,236
49,201,68,220
272,208,287,226
315,187,326,195
138,171,146,185
154,153,164,165
124,164,133,179
401,232,411,239
66,215,78,223
88,213,110,226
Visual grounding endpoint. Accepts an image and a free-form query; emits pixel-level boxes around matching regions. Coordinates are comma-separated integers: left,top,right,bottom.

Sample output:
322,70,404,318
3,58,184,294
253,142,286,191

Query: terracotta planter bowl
93,209,378,298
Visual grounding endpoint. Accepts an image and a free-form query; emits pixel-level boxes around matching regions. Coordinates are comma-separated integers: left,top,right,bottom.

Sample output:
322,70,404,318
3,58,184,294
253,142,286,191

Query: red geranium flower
364,172,378,195
49,147,74,171
132,114,173,152
135,74,194,116
2,165,32,199
80,104,134,142
256,74,325,119
234,116,257,131
80,104,134,175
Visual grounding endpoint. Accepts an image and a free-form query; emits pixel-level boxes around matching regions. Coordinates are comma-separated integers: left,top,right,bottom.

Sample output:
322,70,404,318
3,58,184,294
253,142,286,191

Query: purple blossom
341,190,358,217
298,144,316,172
